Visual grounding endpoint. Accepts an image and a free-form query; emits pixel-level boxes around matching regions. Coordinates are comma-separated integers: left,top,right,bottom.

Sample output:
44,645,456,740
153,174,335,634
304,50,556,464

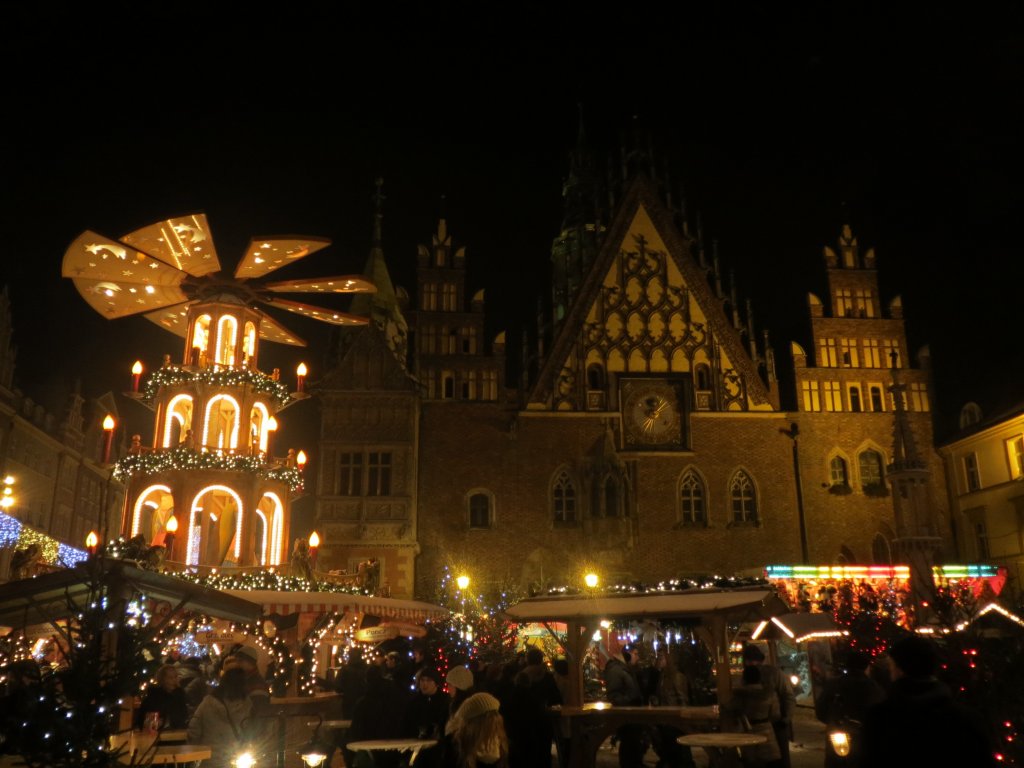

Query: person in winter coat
187,668,256,768
741,644,794,768
603,650,645,768
862,635,995,768
403,667,450,768
722,665,781,768
348,665,404,768
135,664,189,729
650,650,695,768
814,650,884,768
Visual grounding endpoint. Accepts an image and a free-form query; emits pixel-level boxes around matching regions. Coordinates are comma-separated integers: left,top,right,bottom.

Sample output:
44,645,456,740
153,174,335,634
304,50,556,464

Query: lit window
1007,436,1024,479
823,382,843,412
801,381,820,412
818,339,838,367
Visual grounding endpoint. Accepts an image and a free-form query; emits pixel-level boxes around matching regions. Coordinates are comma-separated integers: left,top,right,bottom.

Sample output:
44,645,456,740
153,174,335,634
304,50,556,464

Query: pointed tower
348,178,409,367
551,106,605,327
888,361,943,623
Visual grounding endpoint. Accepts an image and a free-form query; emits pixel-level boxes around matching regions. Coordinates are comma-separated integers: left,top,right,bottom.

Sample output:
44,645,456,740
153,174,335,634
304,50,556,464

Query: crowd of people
0,631,1000,768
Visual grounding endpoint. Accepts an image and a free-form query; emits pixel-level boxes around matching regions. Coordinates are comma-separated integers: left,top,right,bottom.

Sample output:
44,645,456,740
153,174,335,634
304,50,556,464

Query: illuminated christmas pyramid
63,214,374,567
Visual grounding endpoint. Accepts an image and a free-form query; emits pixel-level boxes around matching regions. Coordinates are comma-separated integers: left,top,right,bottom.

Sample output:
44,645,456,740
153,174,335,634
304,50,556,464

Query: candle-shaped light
308,530,320,572
265,417,278,457
86,530,99,556
131,360,143,392
296,450,308,471
296,362,308,393
165,514,179,560
102,415,116,464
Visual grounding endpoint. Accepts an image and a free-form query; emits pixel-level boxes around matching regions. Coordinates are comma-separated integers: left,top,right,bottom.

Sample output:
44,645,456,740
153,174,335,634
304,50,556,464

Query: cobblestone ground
593,706,827,767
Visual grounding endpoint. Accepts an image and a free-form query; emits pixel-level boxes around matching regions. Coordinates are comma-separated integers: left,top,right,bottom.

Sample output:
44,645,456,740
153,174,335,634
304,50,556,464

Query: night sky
4,4,1023,450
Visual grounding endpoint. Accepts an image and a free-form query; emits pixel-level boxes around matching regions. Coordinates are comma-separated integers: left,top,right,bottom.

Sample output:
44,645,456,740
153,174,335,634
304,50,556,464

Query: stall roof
503,587,784,623
751,612,845,643
0,558,262,630
222,589,450,623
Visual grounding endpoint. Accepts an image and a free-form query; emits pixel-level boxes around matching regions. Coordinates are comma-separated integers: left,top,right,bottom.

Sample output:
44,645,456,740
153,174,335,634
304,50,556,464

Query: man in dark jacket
604,649,645,768
742,644,795,768
862,635,995,768
814,650,884,767
403,667,450,768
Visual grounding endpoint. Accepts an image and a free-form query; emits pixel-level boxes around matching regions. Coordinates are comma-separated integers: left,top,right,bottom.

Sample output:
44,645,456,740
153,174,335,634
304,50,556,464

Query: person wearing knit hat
403,666,450,768
449,693,508,768
447,664,475,693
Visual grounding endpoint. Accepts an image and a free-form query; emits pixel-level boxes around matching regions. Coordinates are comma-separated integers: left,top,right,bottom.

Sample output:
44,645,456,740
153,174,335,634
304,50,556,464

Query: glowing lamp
308,531,320,550
296,362,308,393
102,415,116,464
456,575,470,591
131,360,143,391
165,514,179,533
584,572,599,589
298,716,330,767
296,450,308,470
164,514,178,561
86,530,99,556
829,731,851,757
790,674,800,687
232,752,257,768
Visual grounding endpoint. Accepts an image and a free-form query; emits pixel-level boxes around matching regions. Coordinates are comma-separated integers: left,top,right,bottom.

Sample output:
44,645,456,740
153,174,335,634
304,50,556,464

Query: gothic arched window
552,470,577,526
730,470,758,524
829,456,849,488
859,450,885,492
678,470,706,526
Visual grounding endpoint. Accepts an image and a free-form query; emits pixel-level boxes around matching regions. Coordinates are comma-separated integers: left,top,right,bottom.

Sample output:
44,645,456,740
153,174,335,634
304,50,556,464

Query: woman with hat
449,692,509,768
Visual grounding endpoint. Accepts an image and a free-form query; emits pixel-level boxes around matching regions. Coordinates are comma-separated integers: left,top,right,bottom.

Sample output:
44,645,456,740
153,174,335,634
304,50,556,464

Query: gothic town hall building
313,163,948,600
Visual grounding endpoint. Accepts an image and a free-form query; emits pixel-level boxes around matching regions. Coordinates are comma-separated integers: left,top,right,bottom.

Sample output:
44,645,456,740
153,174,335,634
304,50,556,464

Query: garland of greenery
113,447,302,490
141,366,292,407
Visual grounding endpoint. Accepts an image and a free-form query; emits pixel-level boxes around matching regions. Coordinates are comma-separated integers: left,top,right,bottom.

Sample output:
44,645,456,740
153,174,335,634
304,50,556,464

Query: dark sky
3,3,1023,447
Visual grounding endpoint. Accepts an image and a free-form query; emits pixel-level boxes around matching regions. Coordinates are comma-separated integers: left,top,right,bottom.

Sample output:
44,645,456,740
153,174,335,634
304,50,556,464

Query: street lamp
584,572,599,589
456,574,470,591
102,415,116,464
1,476,13,511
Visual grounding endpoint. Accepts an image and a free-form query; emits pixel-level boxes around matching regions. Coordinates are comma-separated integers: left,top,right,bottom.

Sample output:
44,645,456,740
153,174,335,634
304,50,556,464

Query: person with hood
862,635,995,768
503,648,561,767
187,667,256,768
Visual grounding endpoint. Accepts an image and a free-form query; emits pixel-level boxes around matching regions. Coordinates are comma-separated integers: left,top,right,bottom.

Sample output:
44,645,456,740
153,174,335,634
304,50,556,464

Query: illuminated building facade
316,143,955,599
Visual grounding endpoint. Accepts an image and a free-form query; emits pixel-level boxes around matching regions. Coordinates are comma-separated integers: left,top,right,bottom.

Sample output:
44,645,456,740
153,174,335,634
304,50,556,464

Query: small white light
829,731,851,757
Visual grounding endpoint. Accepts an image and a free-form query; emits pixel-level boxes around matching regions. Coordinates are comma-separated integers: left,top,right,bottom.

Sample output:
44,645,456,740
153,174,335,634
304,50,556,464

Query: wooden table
347,738,438,765
306,719,351,730
553,705,719,768
678,732,767,768
120,744,212,765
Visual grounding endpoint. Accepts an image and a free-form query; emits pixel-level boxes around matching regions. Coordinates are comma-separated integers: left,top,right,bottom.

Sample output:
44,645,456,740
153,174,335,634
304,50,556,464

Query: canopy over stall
750,611,846,644
221,589,450,624
504,586,787,706
0,557,262,632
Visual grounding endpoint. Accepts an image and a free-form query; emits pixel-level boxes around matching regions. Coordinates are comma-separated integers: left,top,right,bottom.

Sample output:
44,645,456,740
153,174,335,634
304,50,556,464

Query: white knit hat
457,692,500,721
446,665,474,692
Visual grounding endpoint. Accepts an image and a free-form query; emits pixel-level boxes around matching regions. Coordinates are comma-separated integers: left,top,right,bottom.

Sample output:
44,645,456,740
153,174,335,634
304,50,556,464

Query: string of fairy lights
113,447,303,490
140,366,292,407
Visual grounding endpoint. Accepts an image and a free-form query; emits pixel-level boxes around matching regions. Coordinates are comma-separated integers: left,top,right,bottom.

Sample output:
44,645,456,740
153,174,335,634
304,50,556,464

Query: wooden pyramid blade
120,214,221,276
254,308,307,346
263,297,369,326
63,230,190,318
143,302,195,338
262,275,377,294
234,236,331,280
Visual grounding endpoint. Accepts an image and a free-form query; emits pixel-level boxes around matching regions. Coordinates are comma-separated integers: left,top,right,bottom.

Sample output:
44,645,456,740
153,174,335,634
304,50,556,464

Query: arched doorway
187,485,244,566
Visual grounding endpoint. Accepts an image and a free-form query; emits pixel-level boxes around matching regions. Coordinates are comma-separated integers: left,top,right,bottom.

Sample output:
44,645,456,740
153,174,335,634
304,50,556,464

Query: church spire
349,178,409,367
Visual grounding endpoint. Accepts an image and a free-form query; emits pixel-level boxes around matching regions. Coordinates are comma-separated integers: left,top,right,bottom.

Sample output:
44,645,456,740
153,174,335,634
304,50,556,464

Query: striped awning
221,590,449,623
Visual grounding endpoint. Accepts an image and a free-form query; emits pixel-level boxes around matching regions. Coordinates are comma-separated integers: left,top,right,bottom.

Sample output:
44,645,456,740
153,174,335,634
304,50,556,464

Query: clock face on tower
621,378,687,449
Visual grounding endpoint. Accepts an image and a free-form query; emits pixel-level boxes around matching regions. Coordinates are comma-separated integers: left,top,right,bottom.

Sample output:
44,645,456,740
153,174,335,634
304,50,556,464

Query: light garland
113,447,302,490
0,511,87,567
178,569,371,595
142,366,292,407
